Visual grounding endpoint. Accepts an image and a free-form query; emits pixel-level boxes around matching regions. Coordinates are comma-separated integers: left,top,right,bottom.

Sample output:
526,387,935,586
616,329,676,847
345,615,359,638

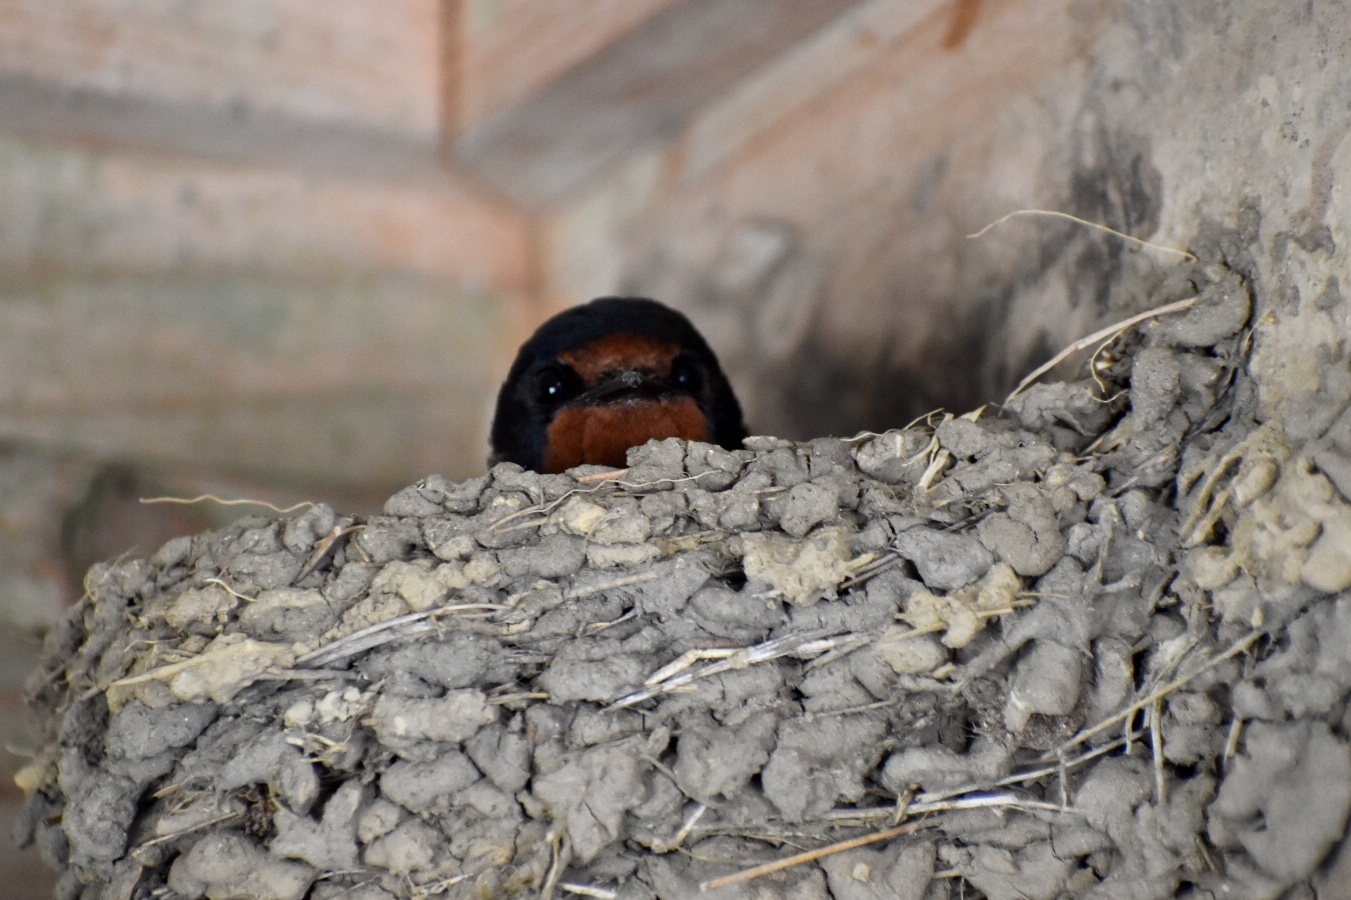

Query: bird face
490,298,747,473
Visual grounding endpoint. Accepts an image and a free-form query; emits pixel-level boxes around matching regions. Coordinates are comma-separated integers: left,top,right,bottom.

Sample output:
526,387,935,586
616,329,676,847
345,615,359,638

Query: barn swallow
490,297,747,473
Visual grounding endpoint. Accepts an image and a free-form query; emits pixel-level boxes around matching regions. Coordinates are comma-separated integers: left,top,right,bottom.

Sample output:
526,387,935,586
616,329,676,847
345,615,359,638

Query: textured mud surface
18,240,1351,898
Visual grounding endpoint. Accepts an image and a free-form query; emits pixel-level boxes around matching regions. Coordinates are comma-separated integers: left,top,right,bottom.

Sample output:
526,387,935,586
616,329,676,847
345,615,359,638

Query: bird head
490,297,747,473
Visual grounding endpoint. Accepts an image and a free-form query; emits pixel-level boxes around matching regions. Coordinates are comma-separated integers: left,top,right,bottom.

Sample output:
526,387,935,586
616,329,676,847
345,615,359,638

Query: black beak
577,370,671,405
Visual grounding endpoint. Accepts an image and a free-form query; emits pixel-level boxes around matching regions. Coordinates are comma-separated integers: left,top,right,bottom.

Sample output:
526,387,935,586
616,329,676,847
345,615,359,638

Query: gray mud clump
18,249,1351,899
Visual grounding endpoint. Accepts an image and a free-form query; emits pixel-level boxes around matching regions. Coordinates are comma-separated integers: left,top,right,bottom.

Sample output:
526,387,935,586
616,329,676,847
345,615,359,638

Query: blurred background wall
4,0,1348,891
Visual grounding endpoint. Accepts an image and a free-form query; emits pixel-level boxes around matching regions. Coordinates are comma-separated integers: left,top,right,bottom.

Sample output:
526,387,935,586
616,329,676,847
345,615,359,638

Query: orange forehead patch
558,333,680,387
544,397,708,473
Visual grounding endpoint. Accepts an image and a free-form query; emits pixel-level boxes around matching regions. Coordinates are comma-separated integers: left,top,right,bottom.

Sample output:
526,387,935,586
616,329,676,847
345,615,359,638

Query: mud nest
18,257,1351,900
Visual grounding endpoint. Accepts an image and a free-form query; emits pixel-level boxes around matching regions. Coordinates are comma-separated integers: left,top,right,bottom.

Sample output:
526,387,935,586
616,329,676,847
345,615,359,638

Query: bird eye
533,364,580,407
670,354,703,393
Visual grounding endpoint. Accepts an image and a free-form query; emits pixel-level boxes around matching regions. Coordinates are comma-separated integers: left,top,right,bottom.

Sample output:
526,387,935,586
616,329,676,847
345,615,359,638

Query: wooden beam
452,0,863,205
